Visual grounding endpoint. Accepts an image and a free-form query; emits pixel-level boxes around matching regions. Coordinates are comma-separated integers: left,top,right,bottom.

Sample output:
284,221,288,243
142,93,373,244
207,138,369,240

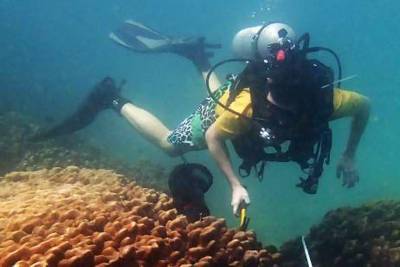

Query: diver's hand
231,184,250,216
336,154,359,188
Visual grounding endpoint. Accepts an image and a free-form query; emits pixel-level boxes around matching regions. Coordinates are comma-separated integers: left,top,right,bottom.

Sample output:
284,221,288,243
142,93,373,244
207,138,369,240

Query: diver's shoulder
333,88,368,98
333,88,370,106
333,87,362,93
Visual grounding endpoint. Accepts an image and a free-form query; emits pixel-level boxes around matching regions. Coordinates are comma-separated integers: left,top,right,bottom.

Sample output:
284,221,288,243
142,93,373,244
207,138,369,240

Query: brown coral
280,201,400,267
0,167,274,266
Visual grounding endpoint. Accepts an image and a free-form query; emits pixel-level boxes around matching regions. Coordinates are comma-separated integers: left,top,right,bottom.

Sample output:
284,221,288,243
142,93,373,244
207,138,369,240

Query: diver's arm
343,97,370,159
336,96,370,187
205,124,240,187
205,123,250,215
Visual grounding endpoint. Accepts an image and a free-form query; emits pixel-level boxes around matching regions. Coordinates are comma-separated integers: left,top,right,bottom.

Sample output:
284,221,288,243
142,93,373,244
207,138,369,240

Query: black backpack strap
296,127,332,194
238,160,253,178
257,161,266,181
232,133,264,177
238,158,266,181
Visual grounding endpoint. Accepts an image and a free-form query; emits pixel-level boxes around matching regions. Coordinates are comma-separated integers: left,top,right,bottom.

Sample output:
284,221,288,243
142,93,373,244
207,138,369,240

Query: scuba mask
253,27,315,106
231,23,306,106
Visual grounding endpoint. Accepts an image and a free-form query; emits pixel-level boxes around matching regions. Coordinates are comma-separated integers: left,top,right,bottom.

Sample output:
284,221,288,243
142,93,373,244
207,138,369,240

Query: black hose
205,58,254,119
307,46,343,88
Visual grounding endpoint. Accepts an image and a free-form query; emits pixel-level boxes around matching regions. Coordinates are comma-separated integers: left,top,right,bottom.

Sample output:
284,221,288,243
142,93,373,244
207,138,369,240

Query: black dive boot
30,77,129,141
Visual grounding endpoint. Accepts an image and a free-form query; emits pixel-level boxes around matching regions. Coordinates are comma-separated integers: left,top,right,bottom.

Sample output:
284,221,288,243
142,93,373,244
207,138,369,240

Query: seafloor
1,112,399,266
0,112,169,192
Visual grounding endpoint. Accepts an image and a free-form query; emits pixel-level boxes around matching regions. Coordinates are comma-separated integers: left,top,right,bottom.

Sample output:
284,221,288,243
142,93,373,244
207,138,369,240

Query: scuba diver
32,20,370,217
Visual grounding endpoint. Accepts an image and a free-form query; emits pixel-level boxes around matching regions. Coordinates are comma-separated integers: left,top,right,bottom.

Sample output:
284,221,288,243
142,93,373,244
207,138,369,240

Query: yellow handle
239,207,247,228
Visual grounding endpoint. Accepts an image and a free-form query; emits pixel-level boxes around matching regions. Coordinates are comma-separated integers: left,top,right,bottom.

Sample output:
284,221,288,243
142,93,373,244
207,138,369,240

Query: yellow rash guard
214,88,369,138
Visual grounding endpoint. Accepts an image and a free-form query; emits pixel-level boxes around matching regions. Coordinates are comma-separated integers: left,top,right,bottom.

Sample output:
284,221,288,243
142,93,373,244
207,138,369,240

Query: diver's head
233,23,306,109
232,23,296,60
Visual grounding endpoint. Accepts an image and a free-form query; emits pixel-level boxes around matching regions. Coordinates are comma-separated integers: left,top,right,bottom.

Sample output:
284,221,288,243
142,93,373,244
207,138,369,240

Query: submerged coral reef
4,112,399,266
279,201,400,267
0,112,168,191
0,167,277,266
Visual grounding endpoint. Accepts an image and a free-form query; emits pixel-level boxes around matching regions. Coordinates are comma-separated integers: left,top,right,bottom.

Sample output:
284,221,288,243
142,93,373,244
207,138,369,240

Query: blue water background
0,0,399,245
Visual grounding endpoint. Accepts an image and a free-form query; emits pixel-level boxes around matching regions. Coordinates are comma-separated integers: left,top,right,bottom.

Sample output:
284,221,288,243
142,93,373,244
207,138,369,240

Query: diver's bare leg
118,40,222,156
120,103,179,156
199,66,222,93
177,42,222,93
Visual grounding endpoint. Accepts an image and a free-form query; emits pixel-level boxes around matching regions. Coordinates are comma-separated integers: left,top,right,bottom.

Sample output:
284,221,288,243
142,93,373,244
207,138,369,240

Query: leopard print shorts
167,86,228,151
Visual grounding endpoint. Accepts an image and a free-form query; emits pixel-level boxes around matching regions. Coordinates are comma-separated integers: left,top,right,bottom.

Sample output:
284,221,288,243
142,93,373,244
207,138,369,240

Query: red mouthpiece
276,49,286,62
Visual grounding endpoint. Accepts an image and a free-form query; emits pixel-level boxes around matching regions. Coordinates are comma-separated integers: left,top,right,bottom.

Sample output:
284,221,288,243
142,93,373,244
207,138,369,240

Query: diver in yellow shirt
33,21,370,217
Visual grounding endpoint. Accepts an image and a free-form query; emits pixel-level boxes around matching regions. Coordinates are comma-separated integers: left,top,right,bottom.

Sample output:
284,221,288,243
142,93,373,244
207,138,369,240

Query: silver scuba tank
232,23,296,60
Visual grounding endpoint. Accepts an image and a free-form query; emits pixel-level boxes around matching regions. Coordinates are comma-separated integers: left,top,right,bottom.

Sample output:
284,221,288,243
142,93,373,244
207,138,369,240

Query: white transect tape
301,235,313,267
321,74,358,89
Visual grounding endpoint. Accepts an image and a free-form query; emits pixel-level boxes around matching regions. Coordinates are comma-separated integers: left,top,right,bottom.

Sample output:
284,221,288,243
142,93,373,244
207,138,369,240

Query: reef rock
280,201,400,267
0,112,37,174
0,112,168,192
0,167,276,266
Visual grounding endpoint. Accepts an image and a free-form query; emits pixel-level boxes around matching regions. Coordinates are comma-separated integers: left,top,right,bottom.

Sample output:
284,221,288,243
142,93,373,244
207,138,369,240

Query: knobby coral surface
0,167,278,266
280,201,400,267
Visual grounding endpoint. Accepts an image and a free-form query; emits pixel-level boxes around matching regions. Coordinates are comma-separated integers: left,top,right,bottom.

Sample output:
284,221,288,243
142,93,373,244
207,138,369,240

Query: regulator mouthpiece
276,49,286,62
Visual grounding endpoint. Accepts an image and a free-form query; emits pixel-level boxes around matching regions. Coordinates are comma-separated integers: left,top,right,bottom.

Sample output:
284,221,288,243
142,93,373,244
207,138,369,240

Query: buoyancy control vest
230,58,334,194
206,33,341,194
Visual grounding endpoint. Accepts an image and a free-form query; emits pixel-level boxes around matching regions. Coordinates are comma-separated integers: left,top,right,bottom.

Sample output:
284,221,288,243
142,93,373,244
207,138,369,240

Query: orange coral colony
0,167,275,266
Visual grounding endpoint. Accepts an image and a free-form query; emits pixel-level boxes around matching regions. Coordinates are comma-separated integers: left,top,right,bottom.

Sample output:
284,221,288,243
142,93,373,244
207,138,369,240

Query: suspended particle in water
113,5,121,13
251,11,257,18
371,115,380,123
263,0,274,13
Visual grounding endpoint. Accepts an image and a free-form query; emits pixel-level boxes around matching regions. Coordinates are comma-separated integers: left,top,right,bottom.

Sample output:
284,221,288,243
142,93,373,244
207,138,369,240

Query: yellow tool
239,207,250,231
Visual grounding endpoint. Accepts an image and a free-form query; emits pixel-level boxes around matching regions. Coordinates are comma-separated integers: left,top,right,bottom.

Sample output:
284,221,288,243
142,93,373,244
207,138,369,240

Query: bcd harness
206,32,342,194
230,58,334,194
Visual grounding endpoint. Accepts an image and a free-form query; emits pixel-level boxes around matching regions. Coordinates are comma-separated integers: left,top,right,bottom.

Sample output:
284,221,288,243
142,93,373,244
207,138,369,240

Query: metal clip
226,73,238,83
259,127,275,142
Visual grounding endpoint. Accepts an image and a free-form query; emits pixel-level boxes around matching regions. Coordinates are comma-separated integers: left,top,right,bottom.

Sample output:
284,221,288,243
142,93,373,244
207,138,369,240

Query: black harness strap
231,59,334,194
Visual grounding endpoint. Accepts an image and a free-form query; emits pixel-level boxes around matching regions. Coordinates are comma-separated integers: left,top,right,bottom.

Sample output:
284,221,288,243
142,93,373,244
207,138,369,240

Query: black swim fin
30,77,126,142
110,20,173,53
168,163,213,222
109,20,221,61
